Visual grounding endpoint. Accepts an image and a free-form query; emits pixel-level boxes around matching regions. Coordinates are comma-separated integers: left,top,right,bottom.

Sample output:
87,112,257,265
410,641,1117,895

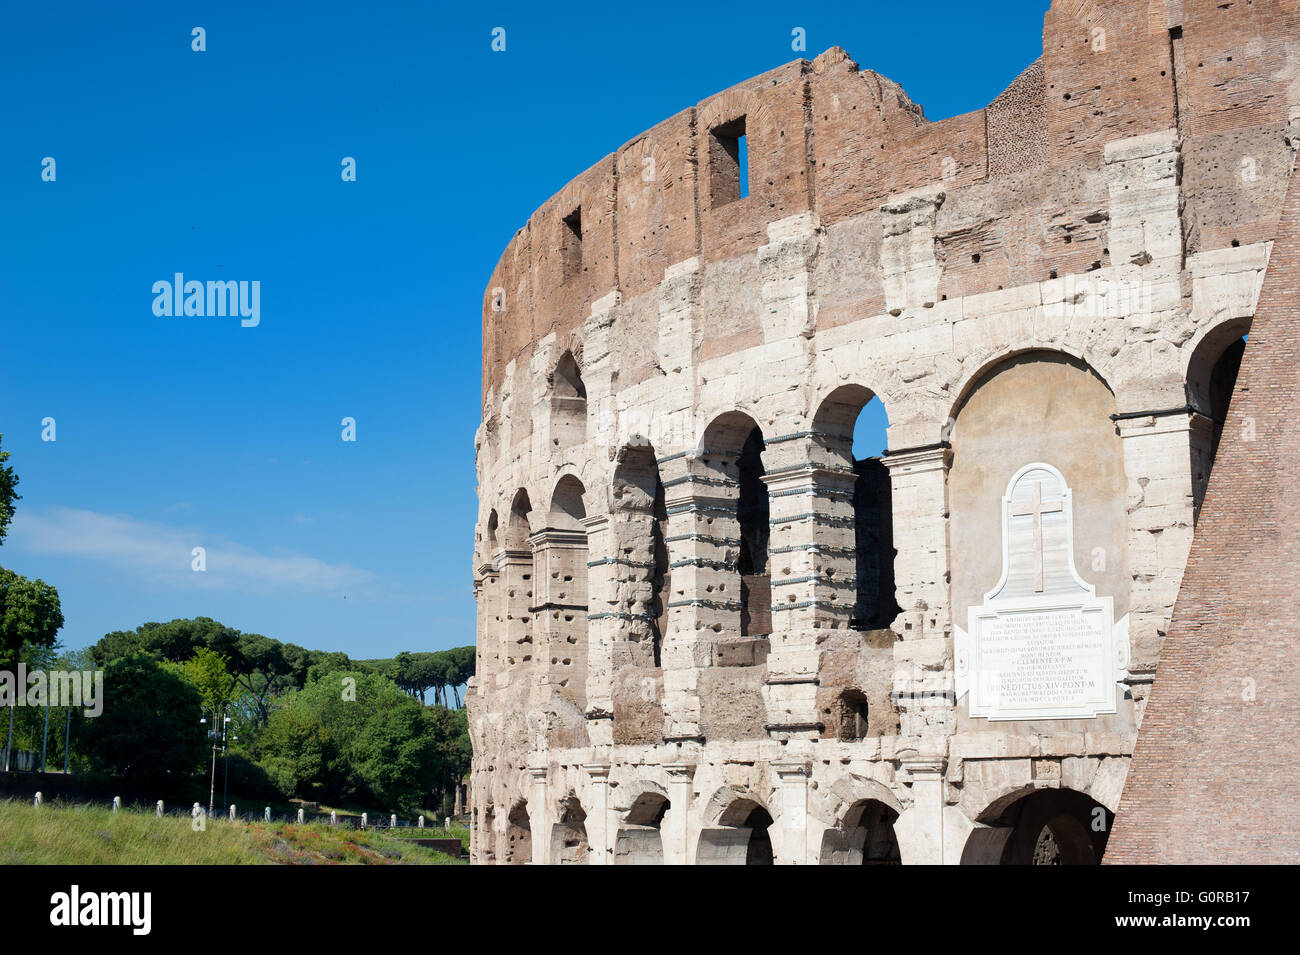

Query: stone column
772,759,812,864
530,527,590,707
663,762,696,865
894,751,947,864
761,433,857,738
581,513,616,747
1115,410,1198,687
527,763,549,865
474,561,501,684
658,450,741,741
497,547,534,683
583,762,612,865
882,445,955,741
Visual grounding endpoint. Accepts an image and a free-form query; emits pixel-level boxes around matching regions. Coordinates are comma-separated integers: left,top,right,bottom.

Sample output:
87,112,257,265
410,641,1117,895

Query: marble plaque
955,463,1129,721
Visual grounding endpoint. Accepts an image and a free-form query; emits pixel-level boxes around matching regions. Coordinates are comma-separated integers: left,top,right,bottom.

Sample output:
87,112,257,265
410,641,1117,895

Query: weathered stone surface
466,0,1300,865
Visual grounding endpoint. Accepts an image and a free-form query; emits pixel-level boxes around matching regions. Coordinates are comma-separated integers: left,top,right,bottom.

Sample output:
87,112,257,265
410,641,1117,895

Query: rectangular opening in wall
561,207,582,280
709,116,748,207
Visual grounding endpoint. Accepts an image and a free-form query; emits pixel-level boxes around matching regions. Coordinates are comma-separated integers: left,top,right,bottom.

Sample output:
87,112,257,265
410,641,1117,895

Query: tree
80,653,206,782
0,567,64,669
169,646,236,711
0,433,18,545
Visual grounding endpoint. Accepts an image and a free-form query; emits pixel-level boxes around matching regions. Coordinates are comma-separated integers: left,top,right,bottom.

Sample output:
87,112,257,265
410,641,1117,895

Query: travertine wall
466,0,1300,864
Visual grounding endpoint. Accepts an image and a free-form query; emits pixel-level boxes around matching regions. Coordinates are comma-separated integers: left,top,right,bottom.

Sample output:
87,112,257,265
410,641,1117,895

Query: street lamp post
201,702,232,817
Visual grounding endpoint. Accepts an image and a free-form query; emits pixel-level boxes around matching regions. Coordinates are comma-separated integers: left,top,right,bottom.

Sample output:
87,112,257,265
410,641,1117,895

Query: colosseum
466,0,1300,864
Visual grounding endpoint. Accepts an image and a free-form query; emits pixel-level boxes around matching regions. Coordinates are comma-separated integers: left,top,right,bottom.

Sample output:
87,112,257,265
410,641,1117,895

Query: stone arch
550,349,587,449
961,787,1113,865
614,782,670,865
504,797,532,865
1184,316,1251,522
500,490,536,668
536,475,590,705
945,344,1116,440
947,349,1130,631
610,443,670,670
699,411,770,639
697,785,775,865
485,509,499,552
812,384,900,632
816,775,904,865
549,792,590,864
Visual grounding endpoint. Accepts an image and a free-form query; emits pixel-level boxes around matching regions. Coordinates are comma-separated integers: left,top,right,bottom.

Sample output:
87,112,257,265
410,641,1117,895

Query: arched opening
700,411,770,645
485,509,499,552
819,798,901,864
832,688,871,741
813,385,898,632
550,794,590,865
551,350,587,449
737,427,770,638
540,476,589,704
505,800,532,865
504,490,535,667
697,793,775,865
947,352,1129,653
961,788,1113,865
611,444,670,668
1186,321,1250,522
615,790,669,864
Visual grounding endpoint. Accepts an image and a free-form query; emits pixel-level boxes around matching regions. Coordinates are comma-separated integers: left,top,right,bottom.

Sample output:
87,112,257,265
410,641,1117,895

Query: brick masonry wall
1106,150,1300,864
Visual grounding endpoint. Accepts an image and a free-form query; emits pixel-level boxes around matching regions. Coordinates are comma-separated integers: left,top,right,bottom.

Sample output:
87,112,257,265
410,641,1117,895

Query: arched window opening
737,426,770,638
615,791,669,864
540,476,589,704
1186,323,1249,523
506,801,532,865
833,689,871,741
551,795,589,865
551,351,588,449
504,490,534,667
611,445,670,668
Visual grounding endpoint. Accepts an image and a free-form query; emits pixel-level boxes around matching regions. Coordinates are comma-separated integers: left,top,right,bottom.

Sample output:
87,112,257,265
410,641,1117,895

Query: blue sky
0,1,1049,658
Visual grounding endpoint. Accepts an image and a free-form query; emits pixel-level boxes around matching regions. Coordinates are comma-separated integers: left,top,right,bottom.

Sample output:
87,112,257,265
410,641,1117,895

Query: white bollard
418,816,424,829
445,816,451,829
264,806,271,822
297,808,305,824
112,796,121,813
390,814,397,829
330,810,338,826
229,805,236,821
360,812,367,829
156,800,164,818
34,792,42,807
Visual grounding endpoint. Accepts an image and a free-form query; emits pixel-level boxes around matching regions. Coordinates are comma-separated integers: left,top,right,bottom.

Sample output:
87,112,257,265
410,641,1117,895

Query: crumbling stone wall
466,0,1300,864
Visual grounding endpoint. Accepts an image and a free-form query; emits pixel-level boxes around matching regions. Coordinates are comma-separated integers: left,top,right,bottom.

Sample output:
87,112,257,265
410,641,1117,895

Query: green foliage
256,670,441,815
0,434,17,546
166,646,236,712
0,566,64,669
79,653,206,782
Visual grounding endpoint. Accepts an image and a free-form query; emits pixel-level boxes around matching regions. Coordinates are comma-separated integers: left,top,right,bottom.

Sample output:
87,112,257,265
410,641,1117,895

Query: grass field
0,799,467,865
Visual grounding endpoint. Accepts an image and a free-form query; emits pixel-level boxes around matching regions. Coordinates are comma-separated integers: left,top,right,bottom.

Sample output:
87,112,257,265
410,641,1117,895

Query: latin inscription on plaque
955,463,1129,721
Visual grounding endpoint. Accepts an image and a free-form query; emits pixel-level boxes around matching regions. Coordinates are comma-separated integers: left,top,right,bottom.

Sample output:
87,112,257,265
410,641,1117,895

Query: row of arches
478,784,1113,865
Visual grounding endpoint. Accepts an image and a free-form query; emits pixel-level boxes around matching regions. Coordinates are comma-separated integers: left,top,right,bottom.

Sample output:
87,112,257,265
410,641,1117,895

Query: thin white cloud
8,507,374,595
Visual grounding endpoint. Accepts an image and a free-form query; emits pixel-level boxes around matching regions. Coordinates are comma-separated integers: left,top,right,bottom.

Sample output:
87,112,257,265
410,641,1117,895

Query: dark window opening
561,208,583,280
737,426,770,638
709,116,749,207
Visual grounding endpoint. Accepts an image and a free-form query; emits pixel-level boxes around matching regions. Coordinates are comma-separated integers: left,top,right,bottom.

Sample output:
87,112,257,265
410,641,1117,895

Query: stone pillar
475,561,501,684
772,759,812,864
583,762,612,865
582,513,617,748
530,526,590,707
658,450,741,741
881,444,952,640
894,751,947,864
762,433,857,738
527,763,549,865
1115,410,1198,686
663,762,696,865
498,547,534,681
882,444,955,741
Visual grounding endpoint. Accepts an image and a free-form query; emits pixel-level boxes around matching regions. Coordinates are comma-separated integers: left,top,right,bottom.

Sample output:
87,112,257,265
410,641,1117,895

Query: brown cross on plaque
1010,480,1064,593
